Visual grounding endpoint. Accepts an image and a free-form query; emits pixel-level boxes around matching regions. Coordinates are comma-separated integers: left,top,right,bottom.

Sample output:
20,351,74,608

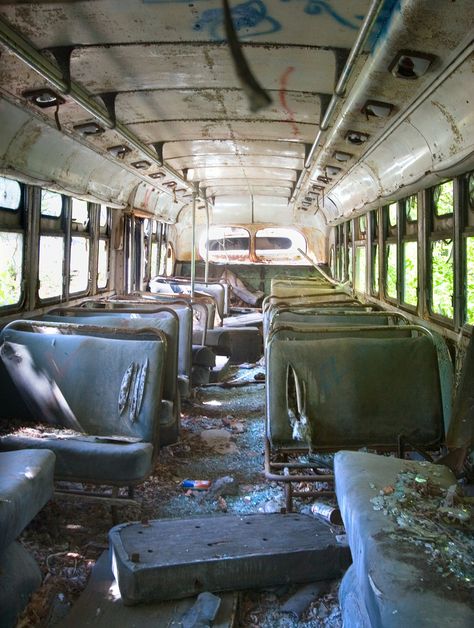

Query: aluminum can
181,479,211,490
311,502,343,525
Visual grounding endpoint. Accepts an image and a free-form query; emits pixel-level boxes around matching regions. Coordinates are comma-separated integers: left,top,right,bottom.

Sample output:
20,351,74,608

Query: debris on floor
15,365,345,627
370,465,474,586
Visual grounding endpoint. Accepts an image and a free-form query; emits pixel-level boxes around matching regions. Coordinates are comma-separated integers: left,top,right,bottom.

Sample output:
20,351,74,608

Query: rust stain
279,66,299,138
431,100,463,150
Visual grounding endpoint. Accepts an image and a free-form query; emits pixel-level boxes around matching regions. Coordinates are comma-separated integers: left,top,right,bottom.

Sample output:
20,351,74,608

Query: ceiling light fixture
73,122,105,136
345,130,370,145
107,145,131,159
388,50,435,79
333,151,352,163
131,160,152,170
23,88,65,108
361,100,394,118
149,171,166,179
326,165,342,177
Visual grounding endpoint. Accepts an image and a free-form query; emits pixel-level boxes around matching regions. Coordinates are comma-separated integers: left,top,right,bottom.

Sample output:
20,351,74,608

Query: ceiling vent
333,151,352,162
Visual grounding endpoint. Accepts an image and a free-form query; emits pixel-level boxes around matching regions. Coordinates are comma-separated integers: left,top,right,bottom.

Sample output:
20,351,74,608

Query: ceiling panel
116,89,321,125
70,45,337,94
0,0,370,48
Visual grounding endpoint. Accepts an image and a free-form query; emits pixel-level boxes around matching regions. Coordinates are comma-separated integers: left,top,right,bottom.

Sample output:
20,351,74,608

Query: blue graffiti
194,0,281,41
367,0,401,52
281,0,363,30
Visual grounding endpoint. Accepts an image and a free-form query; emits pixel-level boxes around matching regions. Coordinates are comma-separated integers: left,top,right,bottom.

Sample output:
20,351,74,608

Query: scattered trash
370,467,474,585
280,581,331,619
335,534,348,546
181,480,212,490
179,591,221,628
259,500,283,514
254,372,265,381
311,503,343,526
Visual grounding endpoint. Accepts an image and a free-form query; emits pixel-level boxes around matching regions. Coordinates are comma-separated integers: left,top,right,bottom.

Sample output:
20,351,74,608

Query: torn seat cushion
266,336,443,450
0,448,55,552
335,451,472,628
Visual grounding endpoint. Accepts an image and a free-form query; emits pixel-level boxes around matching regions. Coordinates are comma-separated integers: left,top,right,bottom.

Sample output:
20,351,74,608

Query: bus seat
43,309,181,444
266,333,446,451
335,451,471,628
0,321,165,489
0,449,55,628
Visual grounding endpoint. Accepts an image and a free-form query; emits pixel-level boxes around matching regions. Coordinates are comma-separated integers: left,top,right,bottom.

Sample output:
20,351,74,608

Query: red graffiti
279,66,299,138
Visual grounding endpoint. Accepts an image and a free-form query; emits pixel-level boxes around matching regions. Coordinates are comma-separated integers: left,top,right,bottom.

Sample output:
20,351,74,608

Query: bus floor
15,364,343,628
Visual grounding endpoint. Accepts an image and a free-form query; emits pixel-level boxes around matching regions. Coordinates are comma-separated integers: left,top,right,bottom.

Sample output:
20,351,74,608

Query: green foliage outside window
406,195,418,222
372,245,379,293
465,237,474,324
403,241,418,306
431,239,453,318
388,203,397,227
0,232,22,306
348,247,353,283
385,243,397,299
355,246,366,293
433,181,453,216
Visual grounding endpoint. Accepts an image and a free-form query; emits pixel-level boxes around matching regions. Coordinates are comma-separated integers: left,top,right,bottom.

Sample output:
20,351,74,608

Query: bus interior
0,1,473,626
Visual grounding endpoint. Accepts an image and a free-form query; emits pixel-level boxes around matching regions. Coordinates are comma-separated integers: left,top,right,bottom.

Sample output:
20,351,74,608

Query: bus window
355,245,366,293
430,181,454,319
463,172,474,323
39,191,65,300
402,195,418,307
370,210,379,296
97,206,110,290
0,177,23,307
255,227,306,263
384,203,398,301
69,198,91,295
201,226,250,263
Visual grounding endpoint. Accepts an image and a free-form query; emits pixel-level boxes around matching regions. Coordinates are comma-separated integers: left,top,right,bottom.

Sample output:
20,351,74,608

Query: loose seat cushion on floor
0,448,55,552
335,451,472,628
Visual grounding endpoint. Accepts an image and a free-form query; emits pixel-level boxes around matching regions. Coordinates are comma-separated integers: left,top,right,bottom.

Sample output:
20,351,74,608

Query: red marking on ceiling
279,66,299,137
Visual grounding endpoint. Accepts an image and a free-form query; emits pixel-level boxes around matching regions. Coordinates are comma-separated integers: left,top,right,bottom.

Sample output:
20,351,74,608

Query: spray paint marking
279,66,299,137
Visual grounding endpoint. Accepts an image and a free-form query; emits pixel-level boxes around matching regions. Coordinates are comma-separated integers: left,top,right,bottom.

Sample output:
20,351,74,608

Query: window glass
99,206,109,228
433,180,454,216
347,247,353,284
0,177,21,210
39,235,64,299
465,237,474,323
468,173,474,210
355,246,366,293
255,227,306,263
402,241,418,306
151,241,158,277
41,190,62,217
71,198,89,227
98,239,109,289
372,244,379,294
69,237,90,293
385,243,397,299
202,227,250,263
388,202,397,227
0,231,23,305
406,195,418,222
431,239,453,318
359,215,366,235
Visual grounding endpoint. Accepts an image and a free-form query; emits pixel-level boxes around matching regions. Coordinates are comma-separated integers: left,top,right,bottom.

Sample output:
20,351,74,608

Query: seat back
43,308,179,402
266,326,451,452
0,321,165,445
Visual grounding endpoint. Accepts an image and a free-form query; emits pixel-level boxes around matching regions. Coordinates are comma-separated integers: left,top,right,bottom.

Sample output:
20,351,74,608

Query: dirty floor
16,365,343,627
